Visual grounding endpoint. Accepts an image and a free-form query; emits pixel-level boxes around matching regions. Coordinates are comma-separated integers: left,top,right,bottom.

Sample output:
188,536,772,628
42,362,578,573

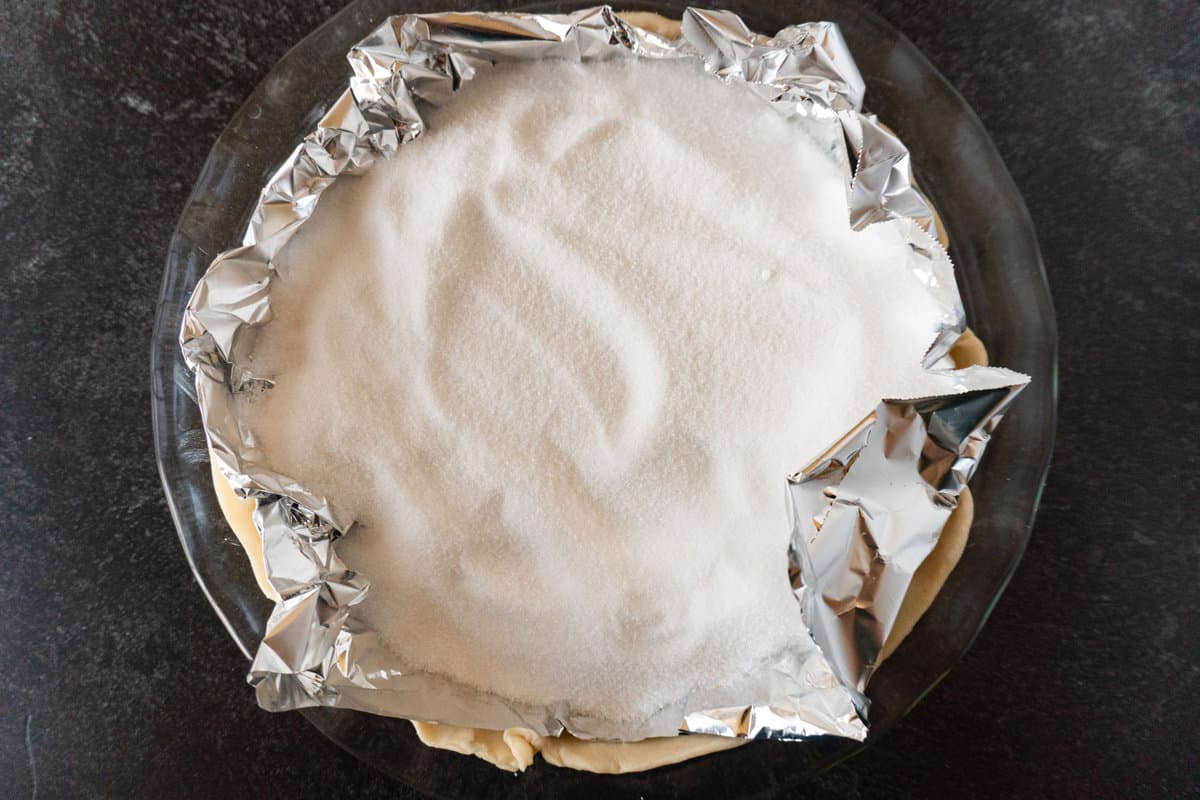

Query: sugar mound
240,58,960,722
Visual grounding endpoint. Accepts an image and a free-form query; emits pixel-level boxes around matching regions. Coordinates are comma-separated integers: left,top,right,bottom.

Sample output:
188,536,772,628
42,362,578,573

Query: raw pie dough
209,11,989,773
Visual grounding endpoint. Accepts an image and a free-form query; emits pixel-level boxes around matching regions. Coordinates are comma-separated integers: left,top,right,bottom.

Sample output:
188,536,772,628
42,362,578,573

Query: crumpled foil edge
180,5,1028,743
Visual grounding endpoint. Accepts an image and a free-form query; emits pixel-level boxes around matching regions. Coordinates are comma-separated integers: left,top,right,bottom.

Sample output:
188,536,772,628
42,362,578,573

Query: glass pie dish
151,0,1056,795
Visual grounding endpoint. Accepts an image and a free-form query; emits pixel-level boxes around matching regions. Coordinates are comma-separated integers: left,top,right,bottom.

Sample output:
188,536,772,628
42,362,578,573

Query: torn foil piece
180,6,1028,743
787,383,1025,706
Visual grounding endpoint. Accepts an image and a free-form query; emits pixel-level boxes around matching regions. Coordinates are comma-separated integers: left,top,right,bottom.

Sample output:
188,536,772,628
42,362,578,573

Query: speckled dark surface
1,1,1197,797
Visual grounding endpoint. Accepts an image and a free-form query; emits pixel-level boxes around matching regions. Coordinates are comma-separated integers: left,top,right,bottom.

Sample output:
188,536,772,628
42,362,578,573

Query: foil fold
180,6,1029,744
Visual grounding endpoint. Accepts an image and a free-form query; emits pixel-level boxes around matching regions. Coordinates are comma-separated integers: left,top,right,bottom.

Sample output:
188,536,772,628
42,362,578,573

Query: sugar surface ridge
241,59,959,722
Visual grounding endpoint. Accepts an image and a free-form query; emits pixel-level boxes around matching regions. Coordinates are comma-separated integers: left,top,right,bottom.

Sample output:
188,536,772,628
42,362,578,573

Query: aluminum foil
180,6,1029,743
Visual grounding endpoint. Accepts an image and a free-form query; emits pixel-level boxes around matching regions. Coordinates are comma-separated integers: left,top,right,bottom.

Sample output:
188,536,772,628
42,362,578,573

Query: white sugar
241,59,959,722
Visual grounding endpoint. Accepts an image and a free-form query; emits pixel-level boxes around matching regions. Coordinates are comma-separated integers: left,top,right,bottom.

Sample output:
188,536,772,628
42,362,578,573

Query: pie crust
207,10,986,772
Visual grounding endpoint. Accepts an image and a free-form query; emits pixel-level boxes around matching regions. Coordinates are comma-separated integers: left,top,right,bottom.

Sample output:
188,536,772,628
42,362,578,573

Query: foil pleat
180,6,1028,743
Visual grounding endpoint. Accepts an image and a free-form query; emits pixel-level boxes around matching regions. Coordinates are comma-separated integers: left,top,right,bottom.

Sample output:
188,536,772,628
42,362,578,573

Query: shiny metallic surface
180,6,1027,743
787,384,1025,715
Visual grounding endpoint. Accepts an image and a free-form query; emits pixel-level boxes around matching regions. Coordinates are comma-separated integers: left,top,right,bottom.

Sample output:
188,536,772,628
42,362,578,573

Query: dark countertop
1,1,1196,797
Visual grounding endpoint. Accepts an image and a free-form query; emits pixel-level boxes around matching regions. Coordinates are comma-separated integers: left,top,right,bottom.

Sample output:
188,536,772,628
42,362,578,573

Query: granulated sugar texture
240,59,966,722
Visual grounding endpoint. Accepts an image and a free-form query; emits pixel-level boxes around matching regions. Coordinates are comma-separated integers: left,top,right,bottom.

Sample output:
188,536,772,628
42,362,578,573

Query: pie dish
196,6,1016,771
154,1,1056,796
